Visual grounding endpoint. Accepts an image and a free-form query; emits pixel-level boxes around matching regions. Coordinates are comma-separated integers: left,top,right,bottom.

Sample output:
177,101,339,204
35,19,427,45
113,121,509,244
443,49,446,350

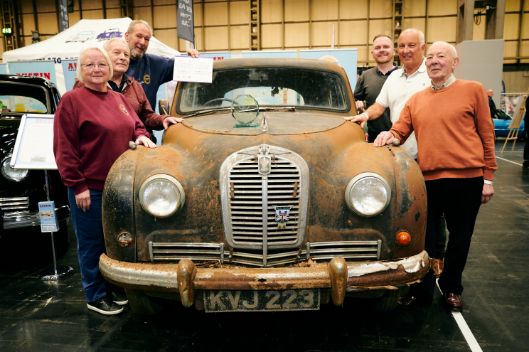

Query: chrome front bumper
100,250,429,307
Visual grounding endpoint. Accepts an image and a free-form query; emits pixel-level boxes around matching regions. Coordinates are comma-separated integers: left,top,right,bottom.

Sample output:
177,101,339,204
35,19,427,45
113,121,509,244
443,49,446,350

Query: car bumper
99,250,430,307
2,205,69,230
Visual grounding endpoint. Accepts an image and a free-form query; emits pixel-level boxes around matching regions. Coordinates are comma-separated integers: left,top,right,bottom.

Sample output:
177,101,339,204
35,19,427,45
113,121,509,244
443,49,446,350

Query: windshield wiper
258,106,297,112
184,105,297,118
184,107,233,117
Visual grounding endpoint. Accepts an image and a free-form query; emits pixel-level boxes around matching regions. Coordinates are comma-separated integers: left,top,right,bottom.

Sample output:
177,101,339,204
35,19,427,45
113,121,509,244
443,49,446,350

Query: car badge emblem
258,144,271,175
274,206,292,229
258,155,271,175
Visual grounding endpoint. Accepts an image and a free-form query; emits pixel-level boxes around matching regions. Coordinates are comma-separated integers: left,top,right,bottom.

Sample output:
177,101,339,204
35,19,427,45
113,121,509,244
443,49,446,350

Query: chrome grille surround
220,144,309,257
0,196,39,229
149,240,382,267
0,196,30,212
149,242,225,263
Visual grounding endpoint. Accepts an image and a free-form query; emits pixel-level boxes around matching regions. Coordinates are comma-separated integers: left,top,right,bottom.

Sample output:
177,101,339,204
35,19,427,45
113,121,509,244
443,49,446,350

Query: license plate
203,289,320,312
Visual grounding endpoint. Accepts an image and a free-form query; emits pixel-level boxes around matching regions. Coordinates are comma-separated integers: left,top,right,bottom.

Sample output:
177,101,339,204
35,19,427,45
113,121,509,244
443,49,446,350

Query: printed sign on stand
38,201,59,233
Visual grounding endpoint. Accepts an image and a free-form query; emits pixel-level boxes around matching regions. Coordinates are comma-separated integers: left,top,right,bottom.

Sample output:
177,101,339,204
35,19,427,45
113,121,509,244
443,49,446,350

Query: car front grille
0,196,30,214
148,240,382,267
228,158,300,245
220,144,309,254
148,144,383,267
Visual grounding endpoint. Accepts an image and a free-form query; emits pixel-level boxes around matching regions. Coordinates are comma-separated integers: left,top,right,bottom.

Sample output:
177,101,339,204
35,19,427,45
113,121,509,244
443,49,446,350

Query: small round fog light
117,232,134,247
395,231,411,246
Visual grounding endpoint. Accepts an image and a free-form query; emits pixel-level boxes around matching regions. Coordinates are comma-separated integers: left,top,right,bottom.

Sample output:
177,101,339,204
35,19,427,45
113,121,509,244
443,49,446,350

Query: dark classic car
0,75,69,258
100,58,429,313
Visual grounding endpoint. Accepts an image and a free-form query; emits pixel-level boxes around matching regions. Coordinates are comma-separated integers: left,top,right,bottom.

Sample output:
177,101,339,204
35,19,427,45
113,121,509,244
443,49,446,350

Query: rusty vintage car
100,58,429,313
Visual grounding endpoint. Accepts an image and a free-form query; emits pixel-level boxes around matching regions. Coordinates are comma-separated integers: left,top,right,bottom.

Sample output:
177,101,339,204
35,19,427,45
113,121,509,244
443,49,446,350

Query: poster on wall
61,59,78,91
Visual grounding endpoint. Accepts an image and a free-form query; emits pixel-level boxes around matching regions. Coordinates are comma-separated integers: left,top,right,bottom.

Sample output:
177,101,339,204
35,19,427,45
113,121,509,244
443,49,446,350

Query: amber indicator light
395,231,411,246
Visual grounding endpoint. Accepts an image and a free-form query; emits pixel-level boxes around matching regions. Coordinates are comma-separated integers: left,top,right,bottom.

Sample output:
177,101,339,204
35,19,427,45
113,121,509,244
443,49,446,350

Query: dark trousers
68,188,108,303
431,216,447,259
426,177,483,295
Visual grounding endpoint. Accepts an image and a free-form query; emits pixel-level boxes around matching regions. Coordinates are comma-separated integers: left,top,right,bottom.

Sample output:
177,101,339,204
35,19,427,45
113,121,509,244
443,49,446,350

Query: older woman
103,38,181,140
53,45,156,316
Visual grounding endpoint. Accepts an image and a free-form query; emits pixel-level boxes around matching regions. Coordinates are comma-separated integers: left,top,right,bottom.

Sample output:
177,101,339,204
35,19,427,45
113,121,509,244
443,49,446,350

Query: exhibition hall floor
0,141,527,352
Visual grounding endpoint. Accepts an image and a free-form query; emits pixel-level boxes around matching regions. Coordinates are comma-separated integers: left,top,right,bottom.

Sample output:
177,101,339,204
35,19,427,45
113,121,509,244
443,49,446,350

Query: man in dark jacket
125,19,199,110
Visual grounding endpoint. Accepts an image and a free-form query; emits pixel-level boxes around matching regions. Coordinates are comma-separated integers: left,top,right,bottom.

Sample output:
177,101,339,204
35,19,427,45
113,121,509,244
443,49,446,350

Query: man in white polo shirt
347,28,446,306
347,28,429,159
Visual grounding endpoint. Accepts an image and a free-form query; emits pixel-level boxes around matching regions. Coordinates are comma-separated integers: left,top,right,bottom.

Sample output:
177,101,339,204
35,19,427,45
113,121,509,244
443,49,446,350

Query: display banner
61,59,78,91
7,61,57,83
177,0,194,44
200,51,232,61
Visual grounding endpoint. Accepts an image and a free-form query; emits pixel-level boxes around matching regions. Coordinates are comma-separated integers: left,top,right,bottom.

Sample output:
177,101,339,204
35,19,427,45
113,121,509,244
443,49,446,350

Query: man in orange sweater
375,41,497,310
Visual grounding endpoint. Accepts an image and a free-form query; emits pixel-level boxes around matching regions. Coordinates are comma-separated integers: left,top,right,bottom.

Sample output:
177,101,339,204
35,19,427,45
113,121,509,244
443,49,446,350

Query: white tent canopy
2,17,180,62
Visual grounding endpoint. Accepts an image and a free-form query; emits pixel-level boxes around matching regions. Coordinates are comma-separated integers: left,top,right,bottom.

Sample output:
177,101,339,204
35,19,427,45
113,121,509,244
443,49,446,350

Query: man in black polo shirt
354,34,397,142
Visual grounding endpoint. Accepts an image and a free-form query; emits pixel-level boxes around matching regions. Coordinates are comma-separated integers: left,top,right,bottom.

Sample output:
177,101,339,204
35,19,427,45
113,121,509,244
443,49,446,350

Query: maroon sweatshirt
53,86,149,194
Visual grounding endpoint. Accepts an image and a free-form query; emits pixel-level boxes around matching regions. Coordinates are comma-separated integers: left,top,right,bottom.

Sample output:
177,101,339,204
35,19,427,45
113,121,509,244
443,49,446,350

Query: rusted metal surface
101,58,428,311
100,251,429,304
177,259,196,308
328,257,347,306
105,121,425,260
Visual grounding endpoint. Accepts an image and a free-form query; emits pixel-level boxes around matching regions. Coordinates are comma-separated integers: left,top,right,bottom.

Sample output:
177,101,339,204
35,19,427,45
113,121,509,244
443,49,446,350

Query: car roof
212,57,345,74
0,74,54,87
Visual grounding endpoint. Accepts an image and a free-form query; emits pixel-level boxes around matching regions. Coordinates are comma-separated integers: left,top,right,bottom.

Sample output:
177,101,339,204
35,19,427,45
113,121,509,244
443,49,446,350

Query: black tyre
125,289,164,316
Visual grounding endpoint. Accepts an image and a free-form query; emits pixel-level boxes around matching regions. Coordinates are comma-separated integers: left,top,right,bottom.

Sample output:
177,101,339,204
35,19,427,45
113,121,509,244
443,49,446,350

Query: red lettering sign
16,72,52,80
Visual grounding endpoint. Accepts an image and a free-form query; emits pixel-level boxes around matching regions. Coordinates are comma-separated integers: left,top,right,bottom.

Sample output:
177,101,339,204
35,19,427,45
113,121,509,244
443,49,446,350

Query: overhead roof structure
2,17,180,62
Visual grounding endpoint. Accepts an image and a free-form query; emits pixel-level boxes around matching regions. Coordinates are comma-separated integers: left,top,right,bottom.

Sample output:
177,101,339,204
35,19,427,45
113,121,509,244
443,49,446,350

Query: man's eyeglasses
82,63,109,70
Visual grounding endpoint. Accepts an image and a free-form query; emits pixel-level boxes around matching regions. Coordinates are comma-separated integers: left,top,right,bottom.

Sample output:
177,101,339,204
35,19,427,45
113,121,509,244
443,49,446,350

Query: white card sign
173,57,213,83
10,114,57,170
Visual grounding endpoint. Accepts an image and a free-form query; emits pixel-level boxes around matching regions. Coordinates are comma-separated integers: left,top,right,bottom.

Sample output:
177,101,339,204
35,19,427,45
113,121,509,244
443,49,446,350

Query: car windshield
177,66,349,114
0,82,49,113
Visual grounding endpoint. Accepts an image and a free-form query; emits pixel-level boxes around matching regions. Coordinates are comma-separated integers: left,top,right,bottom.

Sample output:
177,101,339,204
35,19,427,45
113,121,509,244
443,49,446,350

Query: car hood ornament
258,144,271,175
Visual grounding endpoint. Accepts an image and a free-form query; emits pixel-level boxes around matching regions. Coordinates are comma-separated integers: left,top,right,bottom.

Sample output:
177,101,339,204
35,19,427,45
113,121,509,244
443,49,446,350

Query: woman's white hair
75,44,113,83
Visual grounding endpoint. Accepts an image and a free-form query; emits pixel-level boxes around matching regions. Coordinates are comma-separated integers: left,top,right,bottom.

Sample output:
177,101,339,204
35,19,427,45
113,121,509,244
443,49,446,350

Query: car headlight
139,174,185,218
1,156,29,182
345,172,391,217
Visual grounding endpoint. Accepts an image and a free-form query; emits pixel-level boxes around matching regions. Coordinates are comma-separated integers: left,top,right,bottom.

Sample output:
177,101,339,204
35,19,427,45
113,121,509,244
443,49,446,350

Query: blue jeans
68,188,108,303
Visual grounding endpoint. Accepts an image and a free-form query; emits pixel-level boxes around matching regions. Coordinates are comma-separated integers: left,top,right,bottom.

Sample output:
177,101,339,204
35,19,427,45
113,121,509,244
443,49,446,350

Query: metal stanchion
41,170,74,281
9,114,74,280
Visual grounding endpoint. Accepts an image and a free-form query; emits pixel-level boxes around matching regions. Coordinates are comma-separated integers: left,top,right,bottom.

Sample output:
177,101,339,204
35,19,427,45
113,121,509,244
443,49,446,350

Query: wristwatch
484,179,493,185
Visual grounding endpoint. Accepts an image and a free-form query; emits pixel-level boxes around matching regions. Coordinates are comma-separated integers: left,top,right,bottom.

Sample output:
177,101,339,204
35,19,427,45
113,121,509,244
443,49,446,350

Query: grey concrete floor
0,140,527,352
